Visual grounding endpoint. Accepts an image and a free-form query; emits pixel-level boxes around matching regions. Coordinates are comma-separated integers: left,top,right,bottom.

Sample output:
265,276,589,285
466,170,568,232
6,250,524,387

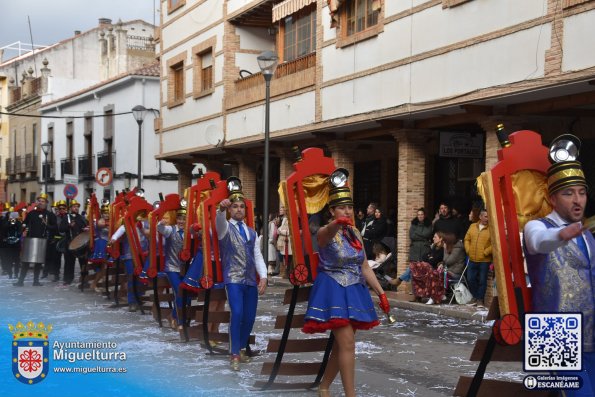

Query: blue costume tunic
303,227,379,333
525,215,595,397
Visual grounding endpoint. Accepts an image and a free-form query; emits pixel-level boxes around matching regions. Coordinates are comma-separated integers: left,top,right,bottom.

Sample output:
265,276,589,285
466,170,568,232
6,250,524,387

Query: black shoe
13,282,24,287
41,274,48,279
32,281,44,287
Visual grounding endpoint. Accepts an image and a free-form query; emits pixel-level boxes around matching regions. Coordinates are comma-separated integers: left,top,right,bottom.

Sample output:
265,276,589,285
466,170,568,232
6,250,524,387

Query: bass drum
69,231,90,258
21,237,48,264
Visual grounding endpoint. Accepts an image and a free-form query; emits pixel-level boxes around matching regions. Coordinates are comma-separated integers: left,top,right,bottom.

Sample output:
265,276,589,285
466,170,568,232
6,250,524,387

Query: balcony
97,151,115,170
42,161,55,180
5,158,14,176
61,158,75,179
78,154,94,178
25,154,38,173
15,155,24,173
227,52,316,110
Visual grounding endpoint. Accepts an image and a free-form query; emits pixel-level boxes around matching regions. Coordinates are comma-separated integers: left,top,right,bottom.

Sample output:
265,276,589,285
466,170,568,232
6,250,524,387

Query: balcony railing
5,158,14,175
228,52,316,109
78,154,94,177
42,161,55,180
25,154,38,173
97,151,115,170
10,87,22,103
15,155,23,173
61,158,75,179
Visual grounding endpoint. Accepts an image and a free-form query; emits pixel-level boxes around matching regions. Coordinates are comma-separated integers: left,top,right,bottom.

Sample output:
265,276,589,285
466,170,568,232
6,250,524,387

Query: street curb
268,277,490,323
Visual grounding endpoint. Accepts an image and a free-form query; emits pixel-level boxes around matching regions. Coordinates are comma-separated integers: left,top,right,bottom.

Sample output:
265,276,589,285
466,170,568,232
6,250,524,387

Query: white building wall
161,0,223,44
40,76,177,203
563,9,595,72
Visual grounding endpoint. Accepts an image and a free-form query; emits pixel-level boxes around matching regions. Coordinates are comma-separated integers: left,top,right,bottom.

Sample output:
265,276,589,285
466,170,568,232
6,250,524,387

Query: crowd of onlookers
255,200,492,310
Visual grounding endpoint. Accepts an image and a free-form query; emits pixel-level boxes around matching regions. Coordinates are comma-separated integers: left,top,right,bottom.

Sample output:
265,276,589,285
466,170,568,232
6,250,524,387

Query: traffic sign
64,184,78,199
95,167,113,187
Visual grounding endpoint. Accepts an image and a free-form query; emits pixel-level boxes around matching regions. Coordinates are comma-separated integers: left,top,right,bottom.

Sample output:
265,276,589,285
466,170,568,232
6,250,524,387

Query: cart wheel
493,314,522,345
289,272,297,285
200,276,213,289
294,265,309,283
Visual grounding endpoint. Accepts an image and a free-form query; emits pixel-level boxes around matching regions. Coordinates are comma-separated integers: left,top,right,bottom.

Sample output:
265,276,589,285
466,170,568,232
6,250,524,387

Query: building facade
156,0,595,304
0,18,156,204
39,63,178,204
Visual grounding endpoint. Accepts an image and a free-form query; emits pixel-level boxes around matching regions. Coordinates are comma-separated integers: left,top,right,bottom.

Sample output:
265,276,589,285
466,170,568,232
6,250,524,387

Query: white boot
425,298,434,305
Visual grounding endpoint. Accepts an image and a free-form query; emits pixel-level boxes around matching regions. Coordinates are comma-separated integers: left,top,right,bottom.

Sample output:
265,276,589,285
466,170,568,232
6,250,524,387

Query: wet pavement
0,272,525,397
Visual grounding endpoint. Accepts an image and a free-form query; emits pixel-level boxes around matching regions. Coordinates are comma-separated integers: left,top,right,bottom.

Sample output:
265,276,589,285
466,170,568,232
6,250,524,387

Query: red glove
378,293,390,314
335,217,354,227
191,223,202,232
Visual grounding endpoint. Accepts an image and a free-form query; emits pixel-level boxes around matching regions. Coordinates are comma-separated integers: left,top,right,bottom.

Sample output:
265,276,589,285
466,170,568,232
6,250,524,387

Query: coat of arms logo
8,321,52,385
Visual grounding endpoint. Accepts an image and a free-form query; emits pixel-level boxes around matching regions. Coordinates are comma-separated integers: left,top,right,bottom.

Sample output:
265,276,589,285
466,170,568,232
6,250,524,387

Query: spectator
367,241,390,269
390,208,432,290
433,202,463,239
355,209,365,231
360,202,378,259
276,206,292,278
404,232,445,304
266,213,278,275
442,232,466,279
464,209,492,308
360,206,388,261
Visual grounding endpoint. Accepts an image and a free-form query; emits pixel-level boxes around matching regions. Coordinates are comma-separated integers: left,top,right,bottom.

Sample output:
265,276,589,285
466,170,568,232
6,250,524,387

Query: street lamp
40,142,51,195
132,105,147,189
257,51,279,268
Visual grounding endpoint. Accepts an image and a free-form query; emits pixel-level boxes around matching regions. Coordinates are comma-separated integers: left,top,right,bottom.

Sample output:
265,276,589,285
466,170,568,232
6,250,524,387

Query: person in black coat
364,207,388,259
13,194,58,287
59,199,89,286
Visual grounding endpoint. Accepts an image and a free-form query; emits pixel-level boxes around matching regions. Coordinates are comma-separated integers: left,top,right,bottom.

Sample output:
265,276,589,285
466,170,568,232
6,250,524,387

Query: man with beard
524,137,594,397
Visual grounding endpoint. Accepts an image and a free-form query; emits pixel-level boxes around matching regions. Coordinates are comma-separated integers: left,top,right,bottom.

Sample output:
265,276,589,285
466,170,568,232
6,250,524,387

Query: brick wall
394,131,429,276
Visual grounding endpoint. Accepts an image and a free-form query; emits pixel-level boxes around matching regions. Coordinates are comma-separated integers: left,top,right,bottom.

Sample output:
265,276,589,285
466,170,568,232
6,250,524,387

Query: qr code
524,313,582,371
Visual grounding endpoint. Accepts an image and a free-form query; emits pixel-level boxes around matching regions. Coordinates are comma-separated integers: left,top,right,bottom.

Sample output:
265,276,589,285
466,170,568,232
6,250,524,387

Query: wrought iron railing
78,154,94,177
97,151,115,170
61,158,75,179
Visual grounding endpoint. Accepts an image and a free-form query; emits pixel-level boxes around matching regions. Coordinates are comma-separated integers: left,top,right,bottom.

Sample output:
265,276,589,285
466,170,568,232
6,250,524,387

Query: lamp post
257,51,279,268
40,142,51,195
132,105,147,189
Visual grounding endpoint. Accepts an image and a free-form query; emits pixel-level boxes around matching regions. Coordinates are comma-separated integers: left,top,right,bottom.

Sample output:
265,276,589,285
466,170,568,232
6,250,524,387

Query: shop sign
439,132,483,158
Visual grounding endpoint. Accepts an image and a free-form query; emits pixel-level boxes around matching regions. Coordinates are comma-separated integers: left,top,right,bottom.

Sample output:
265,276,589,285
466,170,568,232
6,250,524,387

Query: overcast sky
1,0,157,57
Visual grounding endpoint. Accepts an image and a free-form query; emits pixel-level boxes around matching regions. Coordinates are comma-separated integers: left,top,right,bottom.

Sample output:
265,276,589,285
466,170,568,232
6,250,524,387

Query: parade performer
180,227,226,339
1,208,22,278
157,204,190,328
110,211,149,312
301,169,391,397
59,199,89,286
89,202,110,292
13,193,57,287
523,134,595,397
215,177,267,371
52,200,68,282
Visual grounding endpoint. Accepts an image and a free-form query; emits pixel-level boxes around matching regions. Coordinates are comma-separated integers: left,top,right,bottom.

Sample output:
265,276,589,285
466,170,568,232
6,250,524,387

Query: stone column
325,141,356,188
235,155,256,202
393,131,430,278
173,162,194,195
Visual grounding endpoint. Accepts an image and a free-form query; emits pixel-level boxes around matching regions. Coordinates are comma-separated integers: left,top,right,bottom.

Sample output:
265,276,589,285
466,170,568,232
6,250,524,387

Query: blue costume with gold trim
303,227,379,333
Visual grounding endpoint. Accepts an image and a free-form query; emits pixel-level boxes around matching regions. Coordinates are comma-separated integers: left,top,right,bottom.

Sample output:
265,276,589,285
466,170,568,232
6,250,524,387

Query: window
167,52,186,108
346,0,379,36
104,106,114,140
168,0,185,14
282,6,316,62
192,38,216,98
337,0,384,48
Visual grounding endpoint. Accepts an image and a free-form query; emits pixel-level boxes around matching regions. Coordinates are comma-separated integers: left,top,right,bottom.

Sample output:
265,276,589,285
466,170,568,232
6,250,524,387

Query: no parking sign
64,184,78,199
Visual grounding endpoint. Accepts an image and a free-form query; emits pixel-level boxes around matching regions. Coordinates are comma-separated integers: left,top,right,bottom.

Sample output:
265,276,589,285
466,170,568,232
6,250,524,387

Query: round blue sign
63,184,78,199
